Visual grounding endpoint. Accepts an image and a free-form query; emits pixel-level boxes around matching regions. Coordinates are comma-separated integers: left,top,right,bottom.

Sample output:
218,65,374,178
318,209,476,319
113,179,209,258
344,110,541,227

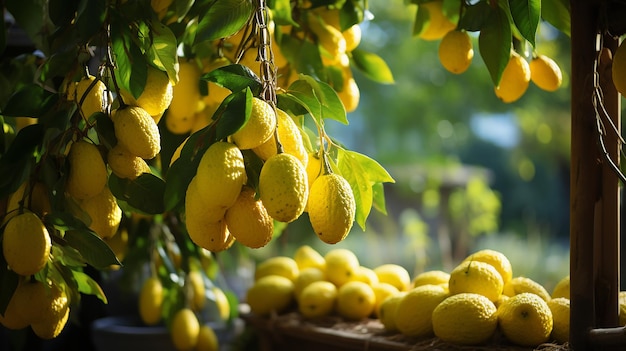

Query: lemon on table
412,270,450,289
170,308,200,351
293,245,326,271
548,297,570,343
432,292,498,345
463,248,513,284
551,275,570,299
503,276,551,301
497,292,553,346
395,284,448,338
352,266,379,286
3,212,51,276
377,292,406,332
255,256,300,282
294,267,326,299
373,264,411,292
448,260,503,302
298,281,338,318
324,248,360,287
336,281,376,320
371,282,400,316
246,275,295,316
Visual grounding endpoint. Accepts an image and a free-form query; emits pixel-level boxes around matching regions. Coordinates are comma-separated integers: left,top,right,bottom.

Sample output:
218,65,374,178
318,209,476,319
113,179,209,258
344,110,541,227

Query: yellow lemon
66,140,108,200
497,292,553,346
548,297,569,343
337,74,360,113
298,281,337,318
373,264,411,292
196,324,219,351
336,281,376,320
139,277,163,325
503,276,551,301
246,275,295,316
307,173,355,244
112,106,161,159
463,248,513,284
259,153,308,223
377,292,406,332
305,152,322,189
185,215,233,253
252,109,308,167
195,141,247,210
165,110,197,135
171,308,200,351
432,292,498,345
371,282,400,316
438,29,473,74
202,57,232,108
612,41,626,95
225,186,273,249
168,60,202,123
551,275,570,299
79,186,122,239
448,260,503,302
293,245,326,271
255,256,299,282
107,144,151,180
0,280,30,330
417,1,456,41
395,284,448,338
29,282,70,340
75,75,106,120
188,270,207,311
343,24,362,52
6,181,51,221
294,267,326,299
352,266,379,286
120,66,173,115
529,54,563,92
3,212,51,276
412,270,450,289
494,51,531,103
307,12,346,65
184,176,227,224
324,248,360,287
212,287,231,321
231,97,276,150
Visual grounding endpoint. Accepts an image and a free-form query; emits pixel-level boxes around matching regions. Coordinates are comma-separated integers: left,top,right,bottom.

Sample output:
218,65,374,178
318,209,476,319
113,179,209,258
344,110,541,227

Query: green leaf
458,1,491,31
343,150,395,184
75,0,107,43
111,23,148,98
94,112,117,149
372,182,388,215
60,220,121,269
509,0,540,47
201,64,262,95
0,124,43,199
72,270,108,303
146,20,179,84
340,0,365,29
270,0,298,26
283,36,326,80
284,77,347,125
542,0,570,37
39,47,79,83
215,87,252,140
109,173,166,215
195,0,254,43
337,149,372,230
350,49,395,84
2,84,58,117
478,7,512,86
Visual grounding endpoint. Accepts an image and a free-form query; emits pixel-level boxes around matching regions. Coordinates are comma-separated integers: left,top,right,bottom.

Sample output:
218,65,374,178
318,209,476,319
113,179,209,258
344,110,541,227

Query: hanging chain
255,0,277,106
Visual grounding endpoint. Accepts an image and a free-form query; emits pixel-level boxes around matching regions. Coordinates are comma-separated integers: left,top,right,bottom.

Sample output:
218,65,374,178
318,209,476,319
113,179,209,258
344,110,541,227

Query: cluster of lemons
137,268,228,351
419,0,563,103
245,246,577,348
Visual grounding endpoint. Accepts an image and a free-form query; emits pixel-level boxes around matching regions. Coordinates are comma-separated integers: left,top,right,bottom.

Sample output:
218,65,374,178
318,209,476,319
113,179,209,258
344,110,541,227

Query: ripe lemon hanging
438,30,473,74
307,173,356,244
417,1,456,41
170,308,200,351
231,97,277,150
3,212,51,276
111,106,161,159
252,109,308,167
529,54,563,92
494,52,531,103
259,153,308,223
75,75,106,120
119,65,173,116
225,186,274,249
66,140,108,200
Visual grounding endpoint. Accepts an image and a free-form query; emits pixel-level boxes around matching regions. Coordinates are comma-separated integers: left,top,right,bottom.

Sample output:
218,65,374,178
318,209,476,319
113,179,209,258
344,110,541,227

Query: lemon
188,270,206,311
619,291,626,326
395,284,448,337
195,141,247,211
16,280,52,324
438,30,473,74
185,177,227,224
308,13,346,65
196,324,219,351
169,60,202,123
448,260,503,302
112,106,161,159
201,58,232,108
252,109,308,167
307,173,355,244
6,181,51,220
107,144,151,180
352,266,379,286
104,228,129,263
293,245,326,271
294,267,326,299
495,294,510,308
231,97,276,150
120,66,173,115
551,275,570,299
75,75,106,120
255,256,299,282
336,281,376,320
66,140,108,200
29,282,70,340
412,270,450,289
305,153,323,189
373,264,411,292
503,276,551,301
259,153,308,223
324,248,360,287
185,215,233,253
463,248,513,284
298,281,338,318
3,212,51,276
495,51,531,103
139,277,163,325
497,292,553,346
377,292,406,332
212,287,231,321
612,41,626,95
78,186,122,239
548,297,569,343
225,186,273,249
417,1,456,41
530,54,563,92
337,74,360,113
166,110,197,135
171,308,200,351
371,282,399,316
0,281,30,330
246,275,295,316
432,292,498,345
343,24,361,52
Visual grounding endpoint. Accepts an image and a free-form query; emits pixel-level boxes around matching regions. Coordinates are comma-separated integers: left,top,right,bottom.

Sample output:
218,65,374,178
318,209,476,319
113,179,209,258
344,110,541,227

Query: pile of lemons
245,246,578,348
